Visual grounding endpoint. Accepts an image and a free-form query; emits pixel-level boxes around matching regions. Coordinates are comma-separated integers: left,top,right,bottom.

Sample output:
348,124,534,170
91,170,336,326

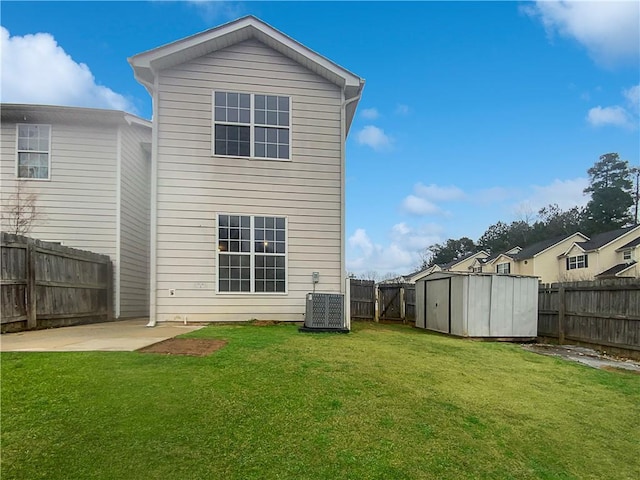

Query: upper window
472,266,482,273
17,124,51,179
623,250,633,261
496,262,510,274
566,254,588,270
213,91,290,160
217,214,287,294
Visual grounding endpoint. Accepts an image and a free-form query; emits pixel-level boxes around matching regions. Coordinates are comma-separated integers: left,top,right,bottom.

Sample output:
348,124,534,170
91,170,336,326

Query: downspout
147,70,159,327
115,125,122,319
340,85,363,292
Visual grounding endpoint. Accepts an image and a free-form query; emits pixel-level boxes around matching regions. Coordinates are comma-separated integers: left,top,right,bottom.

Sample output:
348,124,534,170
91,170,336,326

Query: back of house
129,16,364,323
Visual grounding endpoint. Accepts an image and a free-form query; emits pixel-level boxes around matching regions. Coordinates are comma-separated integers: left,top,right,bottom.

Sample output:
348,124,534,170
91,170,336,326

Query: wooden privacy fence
349,279,415,323
349,279,375,320
538,278,640,359
1,233,113,333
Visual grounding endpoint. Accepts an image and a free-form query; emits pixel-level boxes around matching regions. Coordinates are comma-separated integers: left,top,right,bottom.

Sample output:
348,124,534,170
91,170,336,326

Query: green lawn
2,322,639,480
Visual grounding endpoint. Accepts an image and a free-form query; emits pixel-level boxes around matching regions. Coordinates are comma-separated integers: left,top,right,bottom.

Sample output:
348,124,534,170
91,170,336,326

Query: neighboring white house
129,16,364,323
0,104,152,318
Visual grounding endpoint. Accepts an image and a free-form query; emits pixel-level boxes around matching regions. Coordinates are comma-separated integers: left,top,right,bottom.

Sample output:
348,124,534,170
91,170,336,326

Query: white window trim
215,213,289,295
567,254,587,270
496,262,510,274
211,90,292,162
15,123,52,181
623,249,633,261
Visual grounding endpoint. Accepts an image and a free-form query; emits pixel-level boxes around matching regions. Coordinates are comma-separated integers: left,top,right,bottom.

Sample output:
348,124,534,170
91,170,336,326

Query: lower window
217,214,286,293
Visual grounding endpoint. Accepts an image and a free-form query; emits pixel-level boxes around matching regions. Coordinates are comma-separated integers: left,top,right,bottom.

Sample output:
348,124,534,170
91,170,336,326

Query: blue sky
2,1,639,276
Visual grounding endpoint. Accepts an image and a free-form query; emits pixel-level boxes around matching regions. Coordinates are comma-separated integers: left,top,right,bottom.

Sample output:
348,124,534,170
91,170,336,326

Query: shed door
425,278,450,333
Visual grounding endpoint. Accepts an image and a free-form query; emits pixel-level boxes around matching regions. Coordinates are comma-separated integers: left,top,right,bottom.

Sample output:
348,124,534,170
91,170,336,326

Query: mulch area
137,338,227,356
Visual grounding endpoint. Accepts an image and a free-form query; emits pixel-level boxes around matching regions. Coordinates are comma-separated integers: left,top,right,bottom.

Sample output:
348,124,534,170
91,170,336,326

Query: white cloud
401,195,441,216
474,187,515,205
356,125,391,150
587,105,633,129
360,108,380,120
187,1,244,22
513,177,589,214
347,224,442,275
0,27,134,112
414,183,466,202
623,84,640,112
395,104,410,115
348,228,374,258
525,1,640,67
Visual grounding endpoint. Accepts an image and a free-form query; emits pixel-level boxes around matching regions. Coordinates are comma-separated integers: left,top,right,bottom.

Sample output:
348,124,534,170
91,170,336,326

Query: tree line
424,153,639,268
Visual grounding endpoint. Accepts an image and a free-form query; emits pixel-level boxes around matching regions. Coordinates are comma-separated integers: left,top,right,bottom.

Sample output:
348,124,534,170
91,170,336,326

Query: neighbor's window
566,254,588,270
217,214,286,293
496,262,510,274
472,266,482,273
623,250,632,261
17,124,51,179
213,91,290,160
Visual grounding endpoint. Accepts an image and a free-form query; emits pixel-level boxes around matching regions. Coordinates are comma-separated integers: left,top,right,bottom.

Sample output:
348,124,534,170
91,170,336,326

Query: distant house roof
577,227,637,251
0,103,151,128
439,250,489,270
129,15,365,133
595,261,637,278
512,233,586,260
618,235,640,251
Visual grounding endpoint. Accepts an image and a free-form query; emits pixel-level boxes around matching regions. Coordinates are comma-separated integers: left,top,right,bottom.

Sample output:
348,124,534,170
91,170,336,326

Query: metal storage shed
415,272,538,339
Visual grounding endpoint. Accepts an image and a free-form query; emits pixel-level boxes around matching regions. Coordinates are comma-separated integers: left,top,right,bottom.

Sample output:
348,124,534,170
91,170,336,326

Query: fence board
1,233,113,333
349,279,375,320
538,278,640,359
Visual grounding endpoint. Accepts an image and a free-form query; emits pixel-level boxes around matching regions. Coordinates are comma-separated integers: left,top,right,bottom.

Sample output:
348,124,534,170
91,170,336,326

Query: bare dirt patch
138,338,227,356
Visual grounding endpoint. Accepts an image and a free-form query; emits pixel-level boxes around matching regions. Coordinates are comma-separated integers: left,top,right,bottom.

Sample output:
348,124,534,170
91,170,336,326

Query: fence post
26,241,37,330
106,260,114,321
558,285,565,344
374,285,379,323
400,286,406,324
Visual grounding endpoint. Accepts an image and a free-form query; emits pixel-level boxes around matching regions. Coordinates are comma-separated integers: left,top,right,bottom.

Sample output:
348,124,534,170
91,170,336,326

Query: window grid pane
17,125,50,179
218,215,286,293
213,92,290,160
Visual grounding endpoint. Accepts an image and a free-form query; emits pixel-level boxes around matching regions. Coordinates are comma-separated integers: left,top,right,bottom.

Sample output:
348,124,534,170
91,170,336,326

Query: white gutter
147,71,159,327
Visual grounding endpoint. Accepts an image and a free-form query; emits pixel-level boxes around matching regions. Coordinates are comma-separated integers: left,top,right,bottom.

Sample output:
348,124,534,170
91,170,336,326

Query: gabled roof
512,232,587,261
576,226,638,251
595,261,637,278
0,103,151,128
129,16,364,131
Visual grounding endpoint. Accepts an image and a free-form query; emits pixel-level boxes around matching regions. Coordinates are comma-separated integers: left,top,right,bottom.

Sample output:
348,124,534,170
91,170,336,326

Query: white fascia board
557,242,587,258
128,16,363,94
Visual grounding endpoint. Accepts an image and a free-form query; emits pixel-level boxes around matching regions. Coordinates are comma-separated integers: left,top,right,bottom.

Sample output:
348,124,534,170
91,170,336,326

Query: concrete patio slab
0,319,204,352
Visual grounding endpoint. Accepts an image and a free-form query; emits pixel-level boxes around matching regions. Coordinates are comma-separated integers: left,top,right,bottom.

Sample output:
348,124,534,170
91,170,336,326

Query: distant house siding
0,121,118,260
119,124,151,317
155,39,343,321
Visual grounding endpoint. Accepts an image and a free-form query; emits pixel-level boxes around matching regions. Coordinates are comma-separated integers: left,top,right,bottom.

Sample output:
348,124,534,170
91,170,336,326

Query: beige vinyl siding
1,121,118,258
119,124,151,317
155,39,343,322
